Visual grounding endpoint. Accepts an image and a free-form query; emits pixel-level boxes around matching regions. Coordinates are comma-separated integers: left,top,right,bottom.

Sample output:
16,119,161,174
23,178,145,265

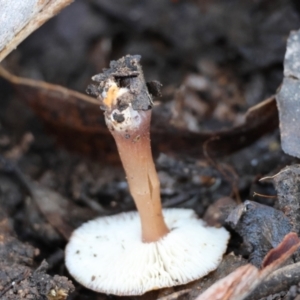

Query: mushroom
65,55,229,296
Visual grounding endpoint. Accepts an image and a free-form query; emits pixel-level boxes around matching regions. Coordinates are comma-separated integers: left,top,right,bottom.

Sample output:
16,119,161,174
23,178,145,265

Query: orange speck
103,85,120,108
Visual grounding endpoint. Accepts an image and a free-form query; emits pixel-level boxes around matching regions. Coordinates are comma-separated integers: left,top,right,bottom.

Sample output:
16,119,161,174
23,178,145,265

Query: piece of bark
273,165,300,235
276,29,300,158
226,200,292,267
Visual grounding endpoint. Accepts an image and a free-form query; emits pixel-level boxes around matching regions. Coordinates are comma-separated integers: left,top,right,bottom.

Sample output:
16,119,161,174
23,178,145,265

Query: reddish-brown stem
110,110,169,243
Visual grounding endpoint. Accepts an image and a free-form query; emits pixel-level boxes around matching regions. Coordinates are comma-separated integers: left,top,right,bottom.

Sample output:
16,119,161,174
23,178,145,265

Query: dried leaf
0,67,278,159
0,0,74,62
262,232,300,268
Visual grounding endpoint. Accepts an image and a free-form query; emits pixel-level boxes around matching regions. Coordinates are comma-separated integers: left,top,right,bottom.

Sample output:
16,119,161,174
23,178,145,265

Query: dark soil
1,0,300,299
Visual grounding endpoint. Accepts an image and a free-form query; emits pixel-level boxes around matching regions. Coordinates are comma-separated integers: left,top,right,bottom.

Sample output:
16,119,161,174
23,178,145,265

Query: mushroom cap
65,208,229,296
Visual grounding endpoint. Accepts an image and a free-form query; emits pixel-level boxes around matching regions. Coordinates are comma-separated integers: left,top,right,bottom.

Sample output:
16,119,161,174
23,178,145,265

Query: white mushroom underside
65,208,229,296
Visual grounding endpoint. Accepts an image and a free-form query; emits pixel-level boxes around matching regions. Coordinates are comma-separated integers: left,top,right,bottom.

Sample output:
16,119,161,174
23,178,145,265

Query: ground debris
0,210,38,267
157,289,190,300
29,261,74,300
226,200,292,267
28,182,97,241
181,253,247,300
0,204,74,299
0,260,74,300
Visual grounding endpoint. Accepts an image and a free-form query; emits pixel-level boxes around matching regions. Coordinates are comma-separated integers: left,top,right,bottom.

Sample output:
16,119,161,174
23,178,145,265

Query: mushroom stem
110,110,169,243
87,55,170,242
